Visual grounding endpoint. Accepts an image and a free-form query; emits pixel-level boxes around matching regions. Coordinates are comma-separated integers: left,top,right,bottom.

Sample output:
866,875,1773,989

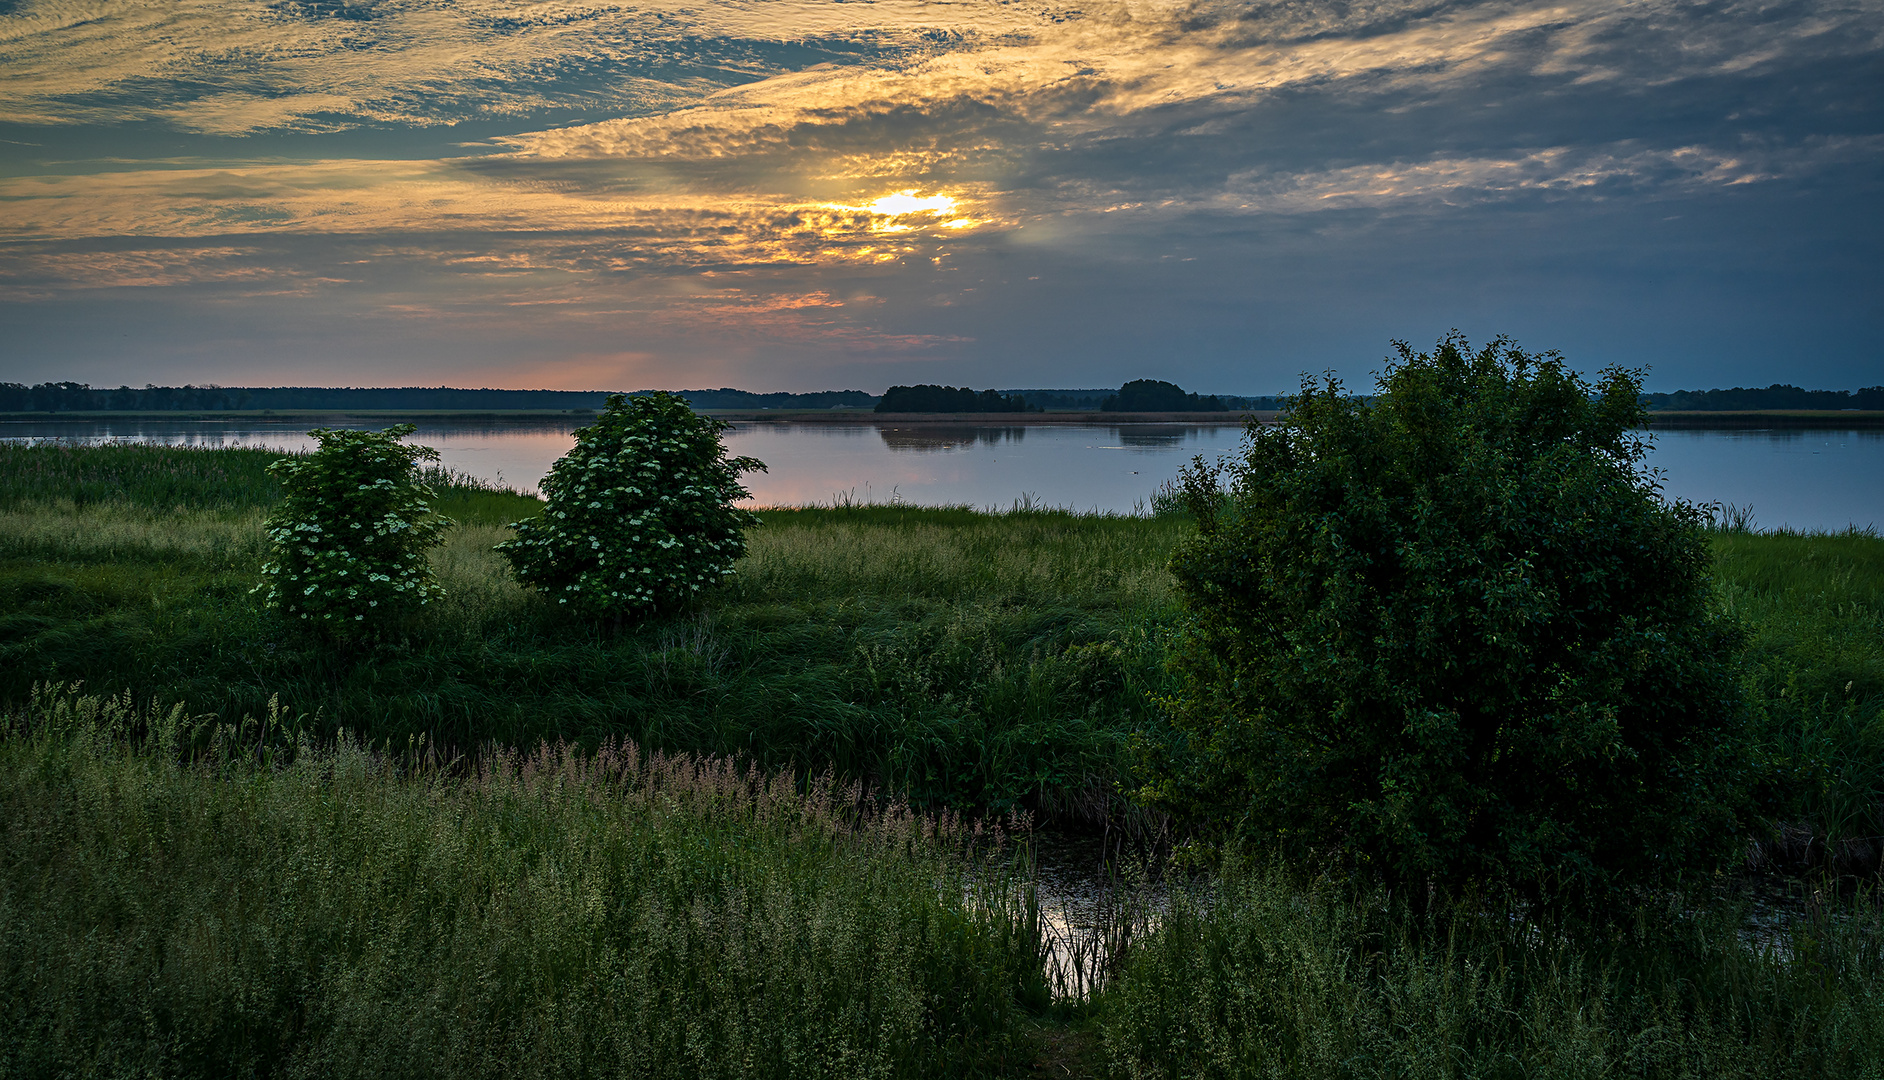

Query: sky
0,0,1879,395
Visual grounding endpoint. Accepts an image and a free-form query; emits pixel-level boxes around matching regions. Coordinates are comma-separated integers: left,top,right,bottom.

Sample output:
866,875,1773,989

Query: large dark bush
1137,334,1755,901
497,392,764,619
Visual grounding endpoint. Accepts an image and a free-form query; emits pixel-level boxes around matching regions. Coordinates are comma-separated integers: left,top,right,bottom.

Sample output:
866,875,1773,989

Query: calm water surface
3,418,1879,532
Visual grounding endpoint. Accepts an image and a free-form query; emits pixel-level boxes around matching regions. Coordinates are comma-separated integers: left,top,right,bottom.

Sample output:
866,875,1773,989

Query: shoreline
0,408,1276,425
4,408,1882,429
1644,410,1884,429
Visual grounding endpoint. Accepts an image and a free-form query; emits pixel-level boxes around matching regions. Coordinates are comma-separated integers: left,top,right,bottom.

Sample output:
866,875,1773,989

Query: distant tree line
0,384,879,413
1004,389,1115,410
1007,385,1286,412
1643,384,1884,411
876,382,1272,413
874,385,1038,413
1100,379,1227,412
28,379,1878,416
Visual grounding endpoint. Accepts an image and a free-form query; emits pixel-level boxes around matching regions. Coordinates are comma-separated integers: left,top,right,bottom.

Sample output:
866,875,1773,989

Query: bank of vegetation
2,425,1882,1074
875,385,1039,413
1644,384,1884,411
0,383,878,414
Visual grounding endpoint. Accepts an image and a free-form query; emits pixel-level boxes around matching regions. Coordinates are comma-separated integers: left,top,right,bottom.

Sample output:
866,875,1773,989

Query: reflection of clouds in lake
876,425,1028,452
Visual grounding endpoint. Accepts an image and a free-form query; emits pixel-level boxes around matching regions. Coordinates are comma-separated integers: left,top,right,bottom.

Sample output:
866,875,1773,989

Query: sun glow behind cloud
861,192,955,217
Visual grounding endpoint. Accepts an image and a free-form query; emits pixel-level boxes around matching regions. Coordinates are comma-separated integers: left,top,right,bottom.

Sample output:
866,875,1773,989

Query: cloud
0,244,283,297
0,0,1876,392
6,0,1874,140
0,0,1017,133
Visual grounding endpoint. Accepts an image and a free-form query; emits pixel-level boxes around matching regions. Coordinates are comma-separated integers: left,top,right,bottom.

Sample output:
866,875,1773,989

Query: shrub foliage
498,392,765,618
1141,334,1754,900
255,424,449,631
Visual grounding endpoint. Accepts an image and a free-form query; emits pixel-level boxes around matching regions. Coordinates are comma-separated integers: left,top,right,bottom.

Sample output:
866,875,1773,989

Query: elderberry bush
497,392,766,618
254,424,450,633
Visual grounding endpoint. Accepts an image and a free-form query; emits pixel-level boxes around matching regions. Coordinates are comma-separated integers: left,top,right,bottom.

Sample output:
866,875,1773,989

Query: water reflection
1115,425,1225,449
870,423,1235,452
1,419,1878,529
875,425,1028,451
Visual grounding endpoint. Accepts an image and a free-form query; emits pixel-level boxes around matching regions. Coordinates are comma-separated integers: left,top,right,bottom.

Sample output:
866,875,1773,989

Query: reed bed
1102,860,1884,1079
0,686,1044,1079
0,441,285,509
1715,528,1884,869
0,500,267,563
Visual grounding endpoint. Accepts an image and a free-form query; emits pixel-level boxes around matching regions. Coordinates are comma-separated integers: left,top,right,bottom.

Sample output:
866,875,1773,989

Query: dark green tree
1100,379,1226,412
497,393,765,619
874,385,1035,412
1138,334,1755,902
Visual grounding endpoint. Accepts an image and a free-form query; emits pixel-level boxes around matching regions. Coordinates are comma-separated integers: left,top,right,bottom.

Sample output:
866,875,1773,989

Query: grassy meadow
4,442,1884,1077
0,443,1186,818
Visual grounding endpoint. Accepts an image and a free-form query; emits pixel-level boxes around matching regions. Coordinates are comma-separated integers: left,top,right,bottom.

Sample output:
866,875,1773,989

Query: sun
805,189,988,250
862,191,957,216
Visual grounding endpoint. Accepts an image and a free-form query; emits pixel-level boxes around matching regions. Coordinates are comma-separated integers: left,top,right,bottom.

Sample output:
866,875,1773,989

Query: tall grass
1713,528,1884,868
1102,858,1884,1079
0,687,1044,1079
0,442,284,509
737,507,1179,608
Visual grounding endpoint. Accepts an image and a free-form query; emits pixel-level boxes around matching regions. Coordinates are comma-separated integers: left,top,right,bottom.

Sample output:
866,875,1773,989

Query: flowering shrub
254,424,451,631
497,392,765,618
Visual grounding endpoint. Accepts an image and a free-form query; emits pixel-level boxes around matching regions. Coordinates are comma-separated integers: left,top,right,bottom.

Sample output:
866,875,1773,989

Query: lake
2,418,1879,533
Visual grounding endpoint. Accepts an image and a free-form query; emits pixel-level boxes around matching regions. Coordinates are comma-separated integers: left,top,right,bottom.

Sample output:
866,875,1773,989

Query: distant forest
1100,379,1228,412
1642,385,1884,411
875,385,1037,413
10,381,1876,416
876,383,1288,413
1006,388,1286,411
0,384,878,413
